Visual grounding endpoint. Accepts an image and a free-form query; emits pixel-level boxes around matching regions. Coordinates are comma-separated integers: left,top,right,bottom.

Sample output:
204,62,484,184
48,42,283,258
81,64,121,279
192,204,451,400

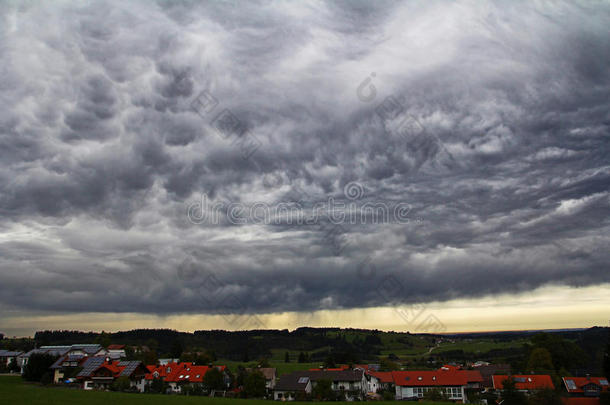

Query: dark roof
118,361,143,377
49,354,86,369
23,347,70,358
275,373,311,391
474,364,511,387
76,356,105,377
0,350,23,357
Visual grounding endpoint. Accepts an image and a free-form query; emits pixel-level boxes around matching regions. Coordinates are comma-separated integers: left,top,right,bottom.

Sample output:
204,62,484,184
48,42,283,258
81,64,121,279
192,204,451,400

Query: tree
244,371,266,398
147,377,167,394
527,348,554,372
323,355,336,369
500,377,528,405
313,379,335,401
600,391,610,405
203,367,225,391
143,349,158,366
95,331,111,348
111,376,132,392
170,340,183,359
22,353,58,382
284,351,290,363
298,352,306,363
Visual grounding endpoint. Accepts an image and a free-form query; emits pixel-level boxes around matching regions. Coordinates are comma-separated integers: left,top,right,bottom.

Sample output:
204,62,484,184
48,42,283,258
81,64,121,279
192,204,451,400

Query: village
1,343,608,404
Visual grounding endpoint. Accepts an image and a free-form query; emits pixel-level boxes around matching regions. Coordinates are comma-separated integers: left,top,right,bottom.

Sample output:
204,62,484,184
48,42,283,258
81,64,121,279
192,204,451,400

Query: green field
0,376,447,405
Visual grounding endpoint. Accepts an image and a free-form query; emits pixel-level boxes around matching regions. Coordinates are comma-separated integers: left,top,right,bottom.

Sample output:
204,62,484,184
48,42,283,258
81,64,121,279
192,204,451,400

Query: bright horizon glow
2,283,608,338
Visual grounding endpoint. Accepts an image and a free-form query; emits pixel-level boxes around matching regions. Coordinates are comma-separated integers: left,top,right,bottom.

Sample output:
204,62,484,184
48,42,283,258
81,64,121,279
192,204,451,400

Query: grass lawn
0,375,447,405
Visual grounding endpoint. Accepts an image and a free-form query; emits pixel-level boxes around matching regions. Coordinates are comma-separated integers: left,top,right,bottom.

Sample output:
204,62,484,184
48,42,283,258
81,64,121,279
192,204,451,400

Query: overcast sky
1,0,609,337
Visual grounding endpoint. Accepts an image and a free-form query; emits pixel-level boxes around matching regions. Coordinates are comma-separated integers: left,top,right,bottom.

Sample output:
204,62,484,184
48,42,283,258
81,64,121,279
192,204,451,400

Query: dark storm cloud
0,0,609,317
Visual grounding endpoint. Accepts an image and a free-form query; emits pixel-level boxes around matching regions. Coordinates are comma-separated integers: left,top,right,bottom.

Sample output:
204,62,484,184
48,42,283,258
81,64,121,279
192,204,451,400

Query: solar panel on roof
120,362,140,377
76,357,105,377
297,377,309,383
600,379,608,386
514,377,526,383
566,380,577,390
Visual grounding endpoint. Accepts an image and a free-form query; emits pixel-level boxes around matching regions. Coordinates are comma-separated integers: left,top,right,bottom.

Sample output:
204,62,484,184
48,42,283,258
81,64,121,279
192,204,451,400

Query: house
0,350,23,368
391,369,474,403
145,362,229,394
77,358,148,392
472,363,511,389
49,354,87,383
107,345,126,359
19,346,71,374
368,371,394,393
18,344,108,375
563,376,609,398
146,362,179,383
276,369,367,401
158,358,180,365
64,344,107,357
273,372,313,401
492,374,554,394
246,367,276,390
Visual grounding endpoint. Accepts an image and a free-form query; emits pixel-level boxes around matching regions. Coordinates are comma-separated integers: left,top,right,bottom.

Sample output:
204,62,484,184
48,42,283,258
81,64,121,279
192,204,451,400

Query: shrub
243,370,266,398
22,353,58,382
40,372,53,386
110,376,131,392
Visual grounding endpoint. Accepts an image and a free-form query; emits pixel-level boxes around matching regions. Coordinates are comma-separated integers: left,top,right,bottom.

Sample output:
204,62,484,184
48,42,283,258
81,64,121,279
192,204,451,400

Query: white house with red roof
391,367,481,403
563,375,609,398
145,362,229,394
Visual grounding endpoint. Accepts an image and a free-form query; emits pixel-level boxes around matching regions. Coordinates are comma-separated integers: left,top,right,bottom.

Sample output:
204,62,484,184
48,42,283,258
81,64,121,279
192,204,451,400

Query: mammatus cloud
0,1,609,322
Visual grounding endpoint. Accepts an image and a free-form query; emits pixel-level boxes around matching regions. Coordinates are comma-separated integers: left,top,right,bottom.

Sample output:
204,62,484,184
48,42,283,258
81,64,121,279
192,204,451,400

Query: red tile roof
562,398,600,405
145,362,193,380
107,345,125,350
370,371,394,383
492,374,554,390
563,376,609,394
145,362,226,383
464,370,484,383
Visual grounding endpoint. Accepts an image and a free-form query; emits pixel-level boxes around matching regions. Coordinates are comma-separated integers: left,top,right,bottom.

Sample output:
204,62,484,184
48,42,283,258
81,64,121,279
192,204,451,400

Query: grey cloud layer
0,0,609,317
